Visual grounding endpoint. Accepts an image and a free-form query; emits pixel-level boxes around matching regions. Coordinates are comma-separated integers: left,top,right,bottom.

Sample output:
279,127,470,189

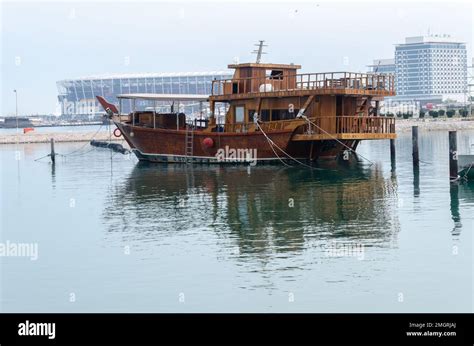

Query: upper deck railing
211,72,395,97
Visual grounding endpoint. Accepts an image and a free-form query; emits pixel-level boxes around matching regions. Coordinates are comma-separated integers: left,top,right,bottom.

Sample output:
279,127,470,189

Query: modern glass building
368,59,396,75
56,71,233,116
394,35,468,103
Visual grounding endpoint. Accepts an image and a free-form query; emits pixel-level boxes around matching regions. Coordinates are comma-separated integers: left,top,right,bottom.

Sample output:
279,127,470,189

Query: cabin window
260,110,270,121
248,109,272,121
271,109,282,121
235,106,245,123
248,110,256,121
232,82,239,94
289,109,299,119
267,70,284,80
271,109,299,120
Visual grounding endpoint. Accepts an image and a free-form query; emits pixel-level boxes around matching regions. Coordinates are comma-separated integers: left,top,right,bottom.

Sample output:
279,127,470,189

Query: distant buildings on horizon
52,34,470,116
369,34,469,106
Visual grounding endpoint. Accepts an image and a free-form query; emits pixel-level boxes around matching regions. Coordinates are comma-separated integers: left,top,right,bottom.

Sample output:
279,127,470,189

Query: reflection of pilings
51,160,56,185
449,131,458,181
412,126,419,167
413,165,420,197
449,183,462,236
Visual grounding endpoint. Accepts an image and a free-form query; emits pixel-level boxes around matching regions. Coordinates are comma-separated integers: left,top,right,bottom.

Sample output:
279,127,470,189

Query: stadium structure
56,71,233,117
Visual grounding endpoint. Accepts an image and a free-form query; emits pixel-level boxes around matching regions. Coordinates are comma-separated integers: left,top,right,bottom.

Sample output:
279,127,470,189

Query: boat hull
115,122,357,164
458,155,474,179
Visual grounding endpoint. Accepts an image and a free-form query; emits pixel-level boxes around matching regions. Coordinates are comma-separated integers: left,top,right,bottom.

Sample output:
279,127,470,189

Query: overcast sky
1,0,473,115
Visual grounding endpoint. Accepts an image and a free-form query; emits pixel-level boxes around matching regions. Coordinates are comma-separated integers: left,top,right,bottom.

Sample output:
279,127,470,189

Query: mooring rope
34,124,104,161
34,154,51,162
461,162,473,181
299,115,375,166
61,123,104,156
262,130,292,167
255,120,322,170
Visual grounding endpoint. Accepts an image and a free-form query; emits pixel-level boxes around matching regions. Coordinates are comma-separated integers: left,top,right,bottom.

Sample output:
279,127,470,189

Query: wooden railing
211,72,395,96
220,116,395,135
223,118,296,133
302,116,396,135
223,122,253,133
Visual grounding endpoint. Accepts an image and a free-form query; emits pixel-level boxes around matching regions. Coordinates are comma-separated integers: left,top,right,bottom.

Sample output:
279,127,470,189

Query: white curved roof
117,93,209,101
59,71,233,82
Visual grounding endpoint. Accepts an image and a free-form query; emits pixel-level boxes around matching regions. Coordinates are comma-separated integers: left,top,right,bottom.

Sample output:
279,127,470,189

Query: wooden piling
390,139,396,162
449,131,458,180
50,138,56,164
412,126,419,167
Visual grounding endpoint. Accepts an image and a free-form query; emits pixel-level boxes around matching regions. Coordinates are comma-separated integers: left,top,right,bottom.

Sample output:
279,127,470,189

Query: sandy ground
1,118,473,144
0,131,123,144
395,118,474,132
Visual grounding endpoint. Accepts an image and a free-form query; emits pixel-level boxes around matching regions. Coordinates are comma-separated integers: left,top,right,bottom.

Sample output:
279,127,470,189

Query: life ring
113,128,122,138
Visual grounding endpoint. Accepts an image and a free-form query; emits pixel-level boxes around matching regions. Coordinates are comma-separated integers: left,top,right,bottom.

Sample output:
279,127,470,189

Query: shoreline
1,118,473,144
395,118,474,132
0,132,123,144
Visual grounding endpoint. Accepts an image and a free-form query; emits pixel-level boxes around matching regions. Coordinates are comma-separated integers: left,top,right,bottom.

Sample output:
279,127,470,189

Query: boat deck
211,72,395,101
292,116,396,141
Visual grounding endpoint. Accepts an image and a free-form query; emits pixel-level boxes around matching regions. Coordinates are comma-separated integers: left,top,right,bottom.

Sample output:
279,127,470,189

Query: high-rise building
394,35,467,104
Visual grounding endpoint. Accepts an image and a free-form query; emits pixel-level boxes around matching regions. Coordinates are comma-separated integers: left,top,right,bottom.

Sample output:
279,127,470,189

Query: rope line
255,121,322,170
61,123,104,156
34,154,51,162
33,124,104,161
300,115,375,166
461,162,473,181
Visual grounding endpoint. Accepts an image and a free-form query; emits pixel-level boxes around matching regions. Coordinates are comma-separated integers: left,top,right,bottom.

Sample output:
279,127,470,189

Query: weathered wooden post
449,131,458,180
390,139,396,162
50,138,56,164
412,126,419,167
389,122,396,172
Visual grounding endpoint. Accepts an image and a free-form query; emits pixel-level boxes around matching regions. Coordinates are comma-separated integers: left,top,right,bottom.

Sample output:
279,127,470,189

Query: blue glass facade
395,40,467,98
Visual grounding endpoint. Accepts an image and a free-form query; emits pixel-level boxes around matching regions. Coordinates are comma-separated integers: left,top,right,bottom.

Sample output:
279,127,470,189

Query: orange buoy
23,127,34,134
203,137,214,148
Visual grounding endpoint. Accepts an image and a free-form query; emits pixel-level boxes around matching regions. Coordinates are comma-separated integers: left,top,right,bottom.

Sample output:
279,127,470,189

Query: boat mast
252,40,267,64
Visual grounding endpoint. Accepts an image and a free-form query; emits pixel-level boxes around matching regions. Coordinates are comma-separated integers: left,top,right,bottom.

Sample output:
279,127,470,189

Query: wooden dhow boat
97,52,396,165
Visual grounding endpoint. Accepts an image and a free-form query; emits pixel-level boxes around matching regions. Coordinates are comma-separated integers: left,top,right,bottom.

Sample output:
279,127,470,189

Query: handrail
211,72,395,96
302,116,396,135
220,116,395,134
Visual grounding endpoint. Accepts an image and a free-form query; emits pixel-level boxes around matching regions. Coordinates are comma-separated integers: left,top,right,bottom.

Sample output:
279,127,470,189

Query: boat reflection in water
103,161,401,259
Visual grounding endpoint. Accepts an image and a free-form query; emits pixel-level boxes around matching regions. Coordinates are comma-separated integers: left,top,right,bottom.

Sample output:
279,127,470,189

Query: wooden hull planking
116,122,355,164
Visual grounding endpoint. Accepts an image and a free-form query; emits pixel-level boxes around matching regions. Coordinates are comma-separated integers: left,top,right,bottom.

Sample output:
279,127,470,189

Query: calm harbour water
1,130,473,312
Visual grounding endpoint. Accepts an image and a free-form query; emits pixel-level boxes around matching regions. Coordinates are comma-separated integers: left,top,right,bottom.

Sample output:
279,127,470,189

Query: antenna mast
252,40,268,64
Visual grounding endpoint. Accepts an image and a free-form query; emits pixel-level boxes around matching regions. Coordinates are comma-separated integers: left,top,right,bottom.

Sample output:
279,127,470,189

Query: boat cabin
206,61,396,140
109,60,396,142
